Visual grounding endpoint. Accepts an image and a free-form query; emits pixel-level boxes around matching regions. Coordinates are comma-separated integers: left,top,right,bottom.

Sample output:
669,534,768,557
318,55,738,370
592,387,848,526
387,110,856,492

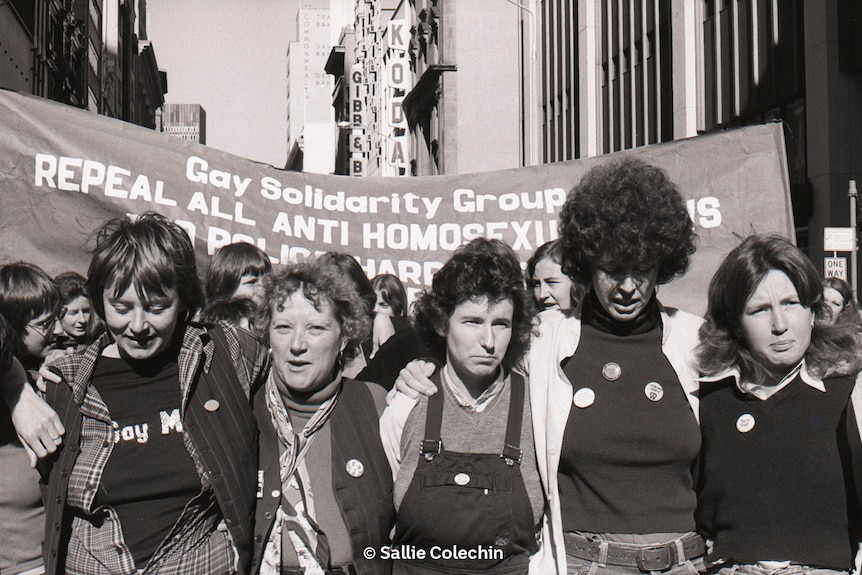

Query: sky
147,1,299,168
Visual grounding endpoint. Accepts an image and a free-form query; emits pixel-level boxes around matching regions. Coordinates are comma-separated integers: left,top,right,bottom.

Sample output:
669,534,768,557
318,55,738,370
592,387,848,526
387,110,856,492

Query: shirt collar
698,360,825,399
442,363,507,413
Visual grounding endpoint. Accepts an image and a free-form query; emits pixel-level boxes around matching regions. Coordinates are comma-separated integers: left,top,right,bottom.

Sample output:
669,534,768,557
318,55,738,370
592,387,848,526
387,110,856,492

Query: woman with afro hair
530,156,704,575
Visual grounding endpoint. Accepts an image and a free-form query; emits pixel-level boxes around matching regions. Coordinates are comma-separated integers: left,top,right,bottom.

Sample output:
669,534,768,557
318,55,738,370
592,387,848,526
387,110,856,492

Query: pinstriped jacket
40,323,270,575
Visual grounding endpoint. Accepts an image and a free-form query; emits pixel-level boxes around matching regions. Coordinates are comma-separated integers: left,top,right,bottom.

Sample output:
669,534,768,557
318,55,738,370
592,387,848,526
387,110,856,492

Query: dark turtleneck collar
279,370,343,414
582,289,661,336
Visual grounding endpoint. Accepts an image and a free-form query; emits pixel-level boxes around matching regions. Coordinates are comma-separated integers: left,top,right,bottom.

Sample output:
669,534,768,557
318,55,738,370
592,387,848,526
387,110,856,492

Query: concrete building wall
539,0,862,278
285,3,338,173
451,0,521,174
0,3,34,92
161,103,206,143
804,2,862,276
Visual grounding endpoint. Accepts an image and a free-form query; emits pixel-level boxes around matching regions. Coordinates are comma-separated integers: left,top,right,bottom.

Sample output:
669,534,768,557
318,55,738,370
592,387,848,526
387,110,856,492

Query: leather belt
564,532,705,572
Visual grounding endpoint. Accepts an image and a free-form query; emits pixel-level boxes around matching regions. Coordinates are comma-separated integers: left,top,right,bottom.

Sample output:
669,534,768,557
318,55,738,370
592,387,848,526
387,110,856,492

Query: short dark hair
558,156,696,285
412,238,536,370
259,259,371,361
54,271,88,304
371,274,408,317
87,212,204,321
200,297,258,329
697,235,862,383
0,314,15,373
0,262,61,355
319,252,376,319
205,242,272,303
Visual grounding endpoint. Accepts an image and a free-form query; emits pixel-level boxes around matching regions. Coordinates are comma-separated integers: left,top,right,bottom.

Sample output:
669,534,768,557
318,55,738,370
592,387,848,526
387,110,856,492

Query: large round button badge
573,388,596,408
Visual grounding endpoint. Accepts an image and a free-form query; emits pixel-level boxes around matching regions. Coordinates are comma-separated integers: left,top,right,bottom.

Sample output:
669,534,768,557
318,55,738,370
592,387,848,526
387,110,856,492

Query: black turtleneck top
557,290,700,533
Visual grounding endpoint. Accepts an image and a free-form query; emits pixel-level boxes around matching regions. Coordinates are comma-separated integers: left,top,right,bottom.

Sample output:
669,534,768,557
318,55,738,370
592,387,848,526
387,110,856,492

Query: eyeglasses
26,314,58,337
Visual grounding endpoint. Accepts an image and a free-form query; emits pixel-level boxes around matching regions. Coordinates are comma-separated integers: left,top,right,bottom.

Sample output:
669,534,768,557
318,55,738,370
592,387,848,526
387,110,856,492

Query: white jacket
527,304,704,575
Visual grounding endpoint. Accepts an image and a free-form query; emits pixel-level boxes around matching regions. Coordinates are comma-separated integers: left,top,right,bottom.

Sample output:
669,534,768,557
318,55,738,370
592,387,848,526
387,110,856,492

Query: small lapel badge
736,413,756,433
454,473,471,485
644,382,664,402
346,458,365,478
602,362,622,381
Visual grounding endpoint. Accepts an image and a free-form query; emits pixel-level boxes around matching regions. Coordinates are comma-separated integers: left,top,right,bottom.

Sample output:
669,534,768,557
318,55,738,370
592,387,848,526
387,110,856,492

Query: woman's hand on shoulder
387,359,439,404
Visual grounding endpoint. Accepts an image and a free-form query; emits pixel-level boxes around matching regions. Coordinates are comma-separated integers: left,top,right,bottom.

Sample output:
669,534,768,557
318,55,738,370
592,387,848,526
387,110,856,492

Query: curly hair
558,156,696,285
87,212,204,322
697,235,862,383
372,274,408,317
205,242,272,303
822,277,862,327
412,238,537,370
259,259,371,361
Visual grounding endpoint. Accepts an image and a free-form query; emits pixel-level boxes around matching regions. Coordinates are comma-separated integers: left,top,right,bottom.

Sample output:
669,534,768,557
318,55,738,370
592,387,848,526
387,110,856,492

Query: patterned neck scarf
261,371,340,575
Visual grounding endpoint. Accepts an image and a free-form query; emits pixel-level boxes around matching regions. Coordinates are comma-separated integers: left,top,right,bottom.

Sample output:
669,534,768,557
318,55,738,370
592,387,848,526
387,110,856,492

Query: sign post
824,225,856,286
824,256,848,279
849,180,858,295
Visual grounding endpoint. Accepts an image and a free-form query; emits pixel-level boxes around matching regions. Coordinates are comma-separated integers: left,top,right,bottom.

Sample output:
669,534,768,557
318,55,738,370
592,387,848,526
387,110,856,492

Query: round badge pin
454,473,471,485
573,387,596,408
345,458,365,478
736,414,756,433
602,362,622,381
644,382,664,402
204,399,220,412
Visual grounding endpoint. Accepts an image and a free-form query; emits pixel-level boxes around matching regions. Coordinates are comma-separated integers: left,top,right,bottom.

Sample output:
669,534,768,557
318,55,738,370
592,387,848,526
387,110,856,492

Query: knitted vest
696,374,857,569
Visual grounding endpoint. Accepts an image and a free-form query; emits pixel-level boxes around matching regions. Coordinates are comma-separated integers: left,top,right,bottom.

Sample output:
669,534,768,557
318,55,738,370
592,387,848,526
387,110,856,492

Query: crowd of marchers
2,156,862,575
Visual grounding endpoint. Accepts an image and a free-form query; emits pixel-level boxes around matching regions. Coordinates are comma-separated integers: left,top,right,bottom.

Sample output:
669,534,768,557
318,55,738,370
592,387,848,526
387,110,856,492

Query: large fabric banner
0,88,793,316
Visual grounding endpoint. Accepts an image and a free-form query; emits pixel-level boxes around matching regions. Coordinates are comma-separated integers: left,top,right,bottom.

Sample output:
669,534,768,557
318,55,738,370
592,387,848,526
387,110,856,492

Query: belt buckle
635,545,672,572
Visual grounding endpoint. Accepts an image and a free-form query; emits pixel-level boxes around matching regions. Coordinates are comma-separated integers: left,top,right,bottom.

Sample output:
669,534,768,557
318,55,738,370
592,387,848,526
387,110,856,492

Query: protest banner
0,88,793,316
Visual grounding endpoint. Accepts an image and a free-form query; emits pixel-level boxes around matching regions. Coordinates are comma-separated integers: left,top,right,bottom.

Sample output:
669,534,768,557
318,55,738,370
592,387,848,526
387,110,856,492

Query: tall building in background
327,0,406,177
285,0,353,173
538,0,862,265
328,0,534,176
159,103,206,143
401,0,525,175
0,0,165,129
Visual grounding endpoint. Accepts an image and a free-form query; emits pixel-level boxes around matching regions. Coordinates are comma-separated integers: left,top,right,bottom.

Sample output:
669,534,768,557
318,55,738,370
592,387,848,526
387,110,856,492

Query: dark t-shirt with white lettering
92,351,201,568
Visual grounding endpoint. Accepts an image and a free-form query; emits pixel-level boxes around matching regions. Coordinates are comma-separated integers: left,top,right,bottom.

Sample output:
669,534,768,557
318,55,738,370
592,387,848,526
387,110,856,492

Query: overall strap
501,371,525,466
420,371,445,460
420,370,526,465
